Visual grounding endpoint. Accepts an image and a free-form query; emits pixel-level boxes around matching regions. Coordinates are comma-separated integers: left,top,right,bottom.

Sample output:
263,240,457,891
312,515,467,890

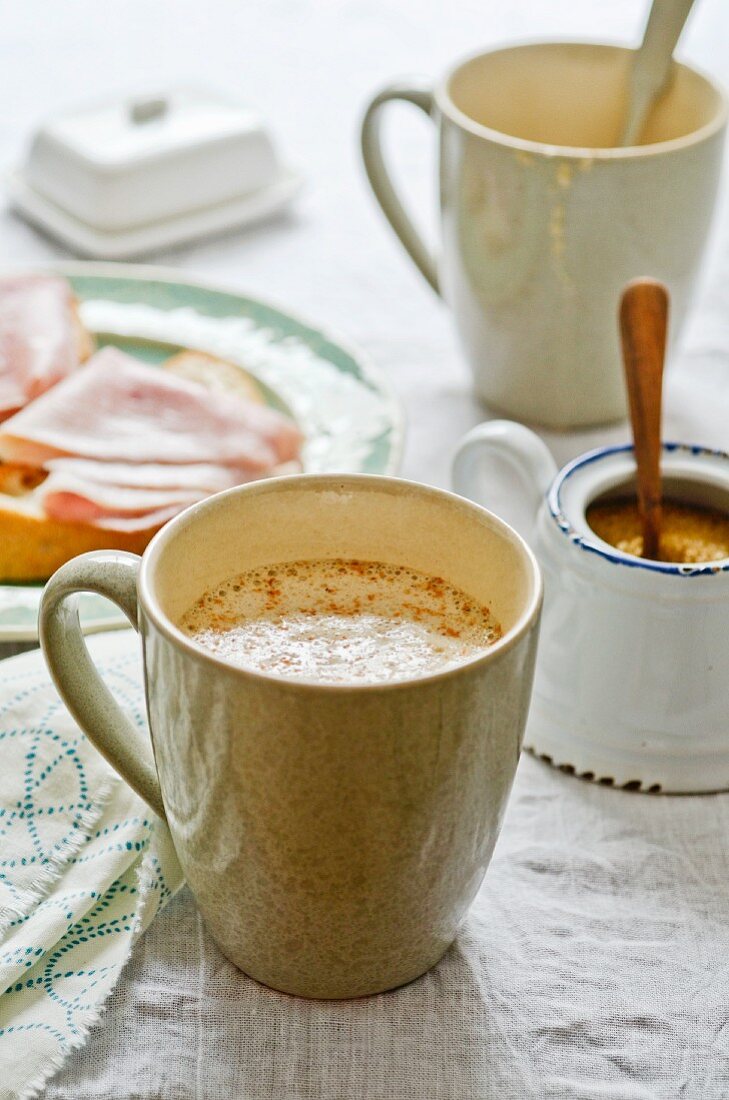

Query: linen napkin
0,632,183,1100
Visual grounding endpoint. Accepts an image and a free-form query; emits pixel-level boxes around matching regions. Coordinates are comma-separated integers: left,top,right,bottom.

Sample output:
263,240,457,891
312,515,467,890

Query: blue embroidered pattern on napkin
0,633,183,1100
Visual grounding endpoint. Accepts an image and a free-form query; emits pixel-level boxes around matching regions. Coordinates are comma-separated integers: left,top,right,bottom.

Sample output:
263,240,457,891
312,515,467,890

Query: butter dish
7,88,303,258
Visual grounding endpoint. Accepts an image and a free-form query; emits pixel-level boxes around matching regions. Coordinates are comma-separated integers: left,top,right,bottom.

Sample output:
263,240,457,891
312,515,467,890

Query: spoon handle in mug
619,279,669,561
621,0,697,146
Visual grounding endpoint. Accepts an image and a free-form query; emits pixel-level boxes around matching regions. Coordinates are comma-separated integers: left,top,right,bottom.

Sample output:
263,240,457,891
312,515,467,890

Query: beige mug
39,474,542,1000
361,42,727,429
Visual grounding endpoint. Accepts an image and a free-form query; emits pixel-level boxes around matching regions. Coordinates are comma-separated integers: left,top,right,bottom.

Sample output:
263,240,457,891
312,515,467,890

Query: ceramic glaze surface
143,614,535,997
453,424,729,792
362,42,727,429
40,475,541,999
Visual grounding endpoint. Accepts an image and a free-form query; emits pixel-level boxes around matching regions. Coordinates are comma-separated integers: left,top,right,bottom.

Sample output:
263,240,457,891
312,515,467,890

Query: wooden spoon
620,0,697,147
619,279,669,560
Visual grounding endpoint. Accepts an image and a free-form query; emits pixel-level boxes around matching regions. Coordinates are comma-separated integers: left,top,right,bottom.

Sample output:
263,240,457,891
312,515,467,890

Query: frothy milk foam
179,559,501,684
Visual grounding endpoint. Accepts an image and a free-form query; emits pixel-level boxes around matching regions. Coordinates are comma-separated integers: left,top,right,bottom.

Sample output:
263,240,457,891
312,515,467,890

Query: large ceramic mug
362,42,727,429
39,474,541,999
453,422,729,793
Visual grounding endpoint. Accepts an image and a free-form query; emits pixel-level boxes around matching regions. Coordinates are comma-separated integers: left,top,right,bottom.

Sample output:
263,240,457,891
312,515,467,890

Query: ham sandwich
0,288,303,580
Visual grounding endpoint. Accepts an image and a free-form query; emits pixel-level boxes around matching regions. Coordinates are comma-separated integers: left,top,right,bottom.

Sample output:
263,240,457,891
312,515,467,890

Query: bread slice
72,299,96,364
0,351,269,582
163,350,266,404
0,495,156,582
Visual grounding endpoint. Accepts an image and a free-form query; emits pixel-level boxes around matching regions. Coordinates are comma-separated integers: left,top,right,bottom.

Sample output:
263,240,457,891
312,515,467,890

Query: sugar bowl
453,420,729,792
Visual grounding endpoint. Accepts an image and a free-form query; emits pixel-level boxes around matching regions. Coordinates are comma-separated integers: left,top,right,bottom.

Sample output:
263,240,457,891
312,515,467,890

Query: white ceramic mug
362,42,727,429
453,421,729,793
39,473,542,999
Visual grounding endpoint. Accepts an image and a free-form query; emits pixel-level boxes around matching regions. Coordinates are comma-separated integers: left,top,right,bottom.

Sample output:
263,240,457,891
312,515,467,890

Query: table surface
3,0,728,1096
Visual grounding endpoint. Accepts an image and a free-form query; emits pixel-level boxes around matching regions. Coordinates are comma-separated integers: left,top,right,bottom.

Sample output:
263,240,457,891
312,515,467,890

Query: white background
3,1,729,1096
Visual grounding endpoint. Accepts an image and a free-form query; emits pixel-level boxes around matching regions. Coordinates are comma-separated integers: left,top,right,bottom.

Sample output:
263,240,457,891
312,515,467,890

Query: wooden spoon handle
619,279,669,560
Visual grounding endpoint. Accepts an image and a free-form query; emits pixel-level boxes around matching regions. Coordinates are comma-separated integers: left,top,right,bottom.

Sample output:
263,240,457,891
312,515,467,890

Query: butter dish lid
9,87,303,257
35,90,265,171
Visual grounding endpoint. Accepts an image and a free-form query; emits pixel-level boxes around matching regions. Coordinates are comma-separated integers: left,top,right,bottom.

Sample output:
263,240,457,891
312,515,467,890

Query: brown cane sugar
586,498,729,563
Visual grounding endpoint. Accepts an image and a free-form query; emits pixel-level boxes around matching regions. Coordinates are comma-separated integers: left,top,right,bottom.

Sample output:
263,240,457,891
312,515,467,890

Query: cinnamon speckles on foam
179,559,501,684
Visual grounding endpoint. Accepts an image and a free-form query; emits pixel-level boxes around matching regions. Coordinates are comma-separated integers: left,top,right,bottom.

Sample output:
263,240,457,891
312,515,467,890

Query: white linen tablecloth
1,0,728,1095
44,729,729,1099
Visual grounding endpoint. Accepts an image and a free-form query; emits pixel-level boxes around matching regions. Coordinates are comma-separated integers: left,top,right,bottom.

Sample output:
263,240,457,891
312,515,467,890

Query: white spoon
621,0,697,147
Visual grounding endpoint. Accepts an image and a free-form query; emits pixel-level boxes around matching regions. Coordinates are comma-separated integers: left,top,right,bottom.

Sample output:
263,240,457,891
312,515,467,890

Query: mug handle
452,420,558,545
361,81,439,294
39,550,166,820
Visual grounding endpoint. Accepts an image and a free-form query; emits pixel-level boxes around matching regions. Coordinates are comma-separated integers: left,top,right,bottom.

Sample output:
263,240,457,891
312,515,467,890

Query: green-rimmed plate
0,262,404,643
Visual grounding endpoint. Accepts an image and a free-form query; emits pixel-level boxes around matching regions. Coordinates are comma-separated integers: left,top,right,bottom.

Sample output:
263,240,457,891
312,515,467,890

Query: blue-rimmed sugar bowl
453,420,729,792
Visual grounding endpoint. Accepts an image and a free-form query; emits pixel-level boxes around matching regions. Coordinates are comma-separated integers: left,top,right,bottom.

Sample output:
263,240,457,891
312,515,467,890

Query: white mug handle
39,550,166,819
452,420,557,544
360,81,439,294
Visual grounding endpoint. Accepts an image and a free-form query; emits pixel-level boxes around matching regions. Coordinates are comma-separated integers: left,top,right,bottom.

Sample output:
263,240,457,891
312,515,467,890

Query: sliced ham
40,459,302,531
44,457,245,493
0,346,302,470
37,460,243,530
39,472,210,525
0,345,303,532
88,505,194,533
0,275,83,421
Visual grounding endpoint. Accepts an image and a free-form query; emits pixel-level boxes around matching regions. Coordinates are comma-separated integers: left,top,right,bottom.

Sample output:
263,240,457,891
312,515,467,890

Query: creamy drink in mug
40,475,542,1000
362,42,727,429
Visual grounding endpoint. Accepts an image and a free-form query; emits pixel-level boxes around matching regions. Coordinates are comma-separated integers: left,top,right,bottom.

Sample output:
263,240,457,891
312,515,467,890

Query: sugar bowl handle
39,550,166,820
452,420,557,544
